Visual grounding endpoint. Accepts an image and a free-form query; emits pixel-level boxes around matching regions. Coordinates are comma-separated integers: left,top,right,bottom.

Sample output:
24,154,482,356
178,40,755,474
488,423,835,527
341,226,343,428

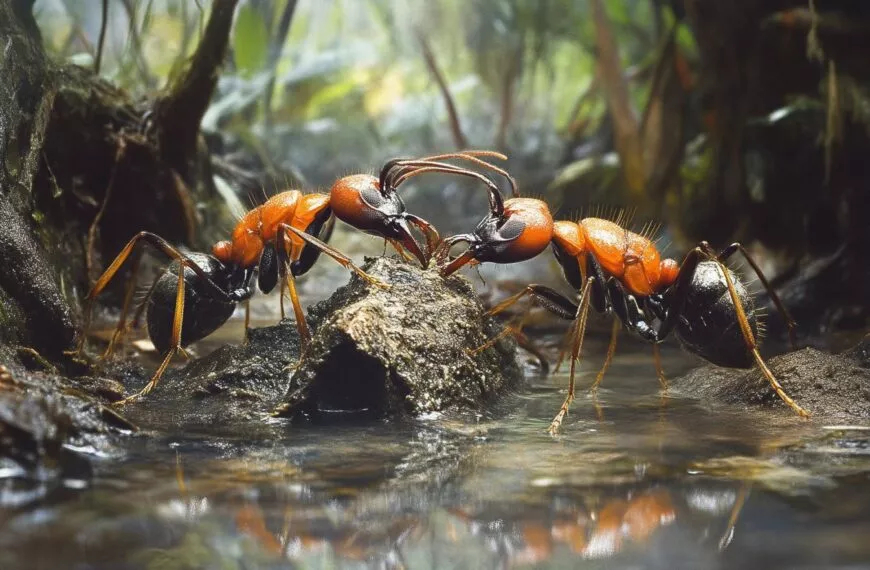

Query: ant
435,179,808,433
73,151,512,403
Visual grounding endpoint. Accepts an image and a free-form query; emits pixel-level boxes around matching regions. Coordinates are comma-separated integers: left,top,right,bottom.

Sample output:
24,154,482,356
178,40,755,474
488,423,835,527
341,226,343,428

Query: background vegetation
28,0,870,341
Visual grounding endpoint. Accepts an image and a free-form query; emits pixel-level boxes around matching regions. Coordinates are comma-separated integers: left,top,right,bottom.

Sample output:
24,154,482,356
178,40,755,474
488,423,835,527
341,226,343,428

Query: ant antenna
387,161,505,218
381,151,518,197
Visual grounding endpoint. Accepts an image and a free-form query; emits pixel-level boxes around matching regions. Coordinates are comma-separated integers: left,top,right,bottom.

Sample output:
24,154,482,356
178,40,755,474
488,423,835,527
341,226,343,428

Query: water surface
2,334,869,570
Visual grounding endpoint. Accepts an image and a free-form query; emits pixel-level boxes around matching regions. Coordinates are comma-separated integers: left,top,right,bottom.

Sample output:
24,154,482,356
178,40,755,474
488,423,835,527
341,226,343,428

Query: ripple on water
2,340,870,569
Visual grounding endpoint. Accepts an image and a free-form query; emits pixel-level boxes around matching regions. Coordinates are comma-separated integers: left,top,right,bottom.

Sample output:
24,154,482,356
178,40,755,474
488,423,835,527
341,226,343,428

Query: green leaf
233,4,269,76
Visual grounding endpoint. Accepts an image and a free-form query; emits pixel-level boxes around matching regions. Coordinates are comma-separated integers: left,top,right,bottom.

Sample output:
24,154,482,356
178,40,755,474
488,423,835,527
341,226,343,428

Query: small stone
277,256,522,419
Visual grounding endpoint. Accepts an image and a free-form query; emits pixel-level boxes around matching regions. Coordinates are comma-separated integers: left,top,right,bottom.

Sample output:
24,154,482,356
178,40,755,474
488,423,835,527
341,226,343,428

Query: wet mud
672,334,870,423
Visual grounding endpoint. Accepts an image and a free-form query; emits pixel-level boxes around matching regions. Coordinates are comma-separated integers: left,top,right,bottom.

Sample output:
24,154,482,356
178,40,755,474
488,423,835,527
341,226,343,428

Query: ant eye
498,217,525,241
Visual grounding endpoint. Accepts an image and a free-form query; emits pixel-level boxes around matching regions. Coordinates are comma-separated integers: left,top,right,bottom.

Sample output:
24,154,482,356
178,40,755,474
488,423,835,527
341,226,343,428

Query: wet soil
671,334,870,423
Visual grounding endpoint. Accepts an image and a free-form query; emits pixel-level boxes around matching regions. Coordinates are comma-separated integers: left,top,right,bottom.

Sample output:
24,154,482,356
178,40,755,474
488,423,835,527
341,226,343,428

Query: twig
824,60,840,185
155,0,240,177
86,139,127,286
119,0,153,87
495,42,522,151
264,0,299,128
94,0,109,74
562,75,599,136
639,23,678,139
417,31,468,149
591,0,644,193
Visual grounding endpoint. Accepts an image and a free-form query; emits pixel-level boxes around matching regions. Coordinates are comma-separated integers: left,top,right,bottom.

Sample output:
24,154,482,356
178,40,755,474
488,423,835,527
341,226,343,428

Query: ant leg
487,285,578,319
278,224,391,290
589,274,662,392
101,248,143,360
652,343,667,389
556,253,613,374
549,276,595,435
512,329,551,374
719,484,750,551
116,260,187,404
276,227,312,347
86,140,126,283
486,287,534,317
73,231,230,358
275,243,286,321
715,242,798,350
658,247,807,416
467,314,526,357
590,320,620,391
284,267,311,346
655,247,706,340
476,285,577,371
718,259,809,417
489,267,609,376
243,299,251,344
130,272,161,329
552,337,571,374
388,238,416,263
469,294,536,363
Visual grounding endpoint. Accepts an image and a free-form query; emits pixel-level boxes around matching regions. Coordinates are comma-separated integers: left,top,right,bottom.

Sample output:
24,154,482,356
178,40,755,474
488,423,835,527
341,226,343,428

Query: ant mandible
74,151,512,404
435,180,808,433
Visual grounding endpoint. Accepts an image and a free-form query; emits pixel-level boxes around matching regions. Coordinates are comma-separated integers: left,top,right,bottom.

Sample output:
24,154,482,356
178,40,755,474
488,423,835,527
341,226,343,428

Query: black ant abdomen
146,253,241,355
671,260,759,369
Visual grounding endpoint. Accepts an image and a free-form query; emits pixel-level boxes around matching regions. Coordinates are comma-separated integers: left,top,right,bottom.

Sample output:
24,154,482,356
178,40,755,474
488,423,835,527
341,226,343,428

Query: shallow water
2,333,870,570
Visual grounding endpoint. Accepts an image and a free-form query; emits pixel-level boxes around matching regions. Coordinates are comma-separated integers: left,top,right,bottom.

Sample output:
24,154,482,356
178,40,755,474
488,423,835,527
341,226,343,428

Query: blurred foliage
32,0,650,190
30,0,864,262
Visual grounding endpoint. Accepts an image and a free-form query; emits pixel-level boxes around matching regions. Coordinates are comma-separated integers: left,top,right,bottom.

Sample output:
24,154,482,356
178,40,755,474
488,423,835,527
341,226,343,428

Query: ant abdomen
146,253,237,355
673,260,759,369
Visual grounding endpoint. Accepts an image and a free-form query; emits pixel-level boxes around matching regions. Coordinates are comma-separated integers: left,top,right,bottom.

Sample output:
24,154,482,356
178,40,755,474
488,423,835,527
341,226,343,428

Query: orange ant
435,181,808,433
74,151,511,403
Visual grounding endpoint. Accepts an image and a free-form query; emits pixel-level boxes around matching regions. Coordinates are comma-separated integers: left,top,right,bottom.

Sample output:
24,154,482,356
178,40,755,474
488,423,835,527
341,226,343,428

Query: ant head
329,174,433,266
440,197,554,276
333,151,519,269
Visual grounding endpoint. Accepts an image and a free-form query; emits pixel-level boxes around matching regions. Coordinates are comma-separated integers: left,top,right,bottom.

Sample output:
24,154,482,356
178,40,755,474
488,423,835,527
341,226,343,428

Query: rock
119,255,521,428
0,362,130,491
0,193,76,360
122,321,299,430
276,256,522,421
670,335,870,422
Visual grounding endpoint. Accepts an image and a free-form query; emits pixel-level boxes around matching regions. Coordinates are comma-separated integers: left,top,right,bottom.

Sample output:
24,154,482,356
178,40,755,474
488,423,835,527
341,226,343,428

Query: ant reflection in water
445,483,749,567
156,456,750,567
